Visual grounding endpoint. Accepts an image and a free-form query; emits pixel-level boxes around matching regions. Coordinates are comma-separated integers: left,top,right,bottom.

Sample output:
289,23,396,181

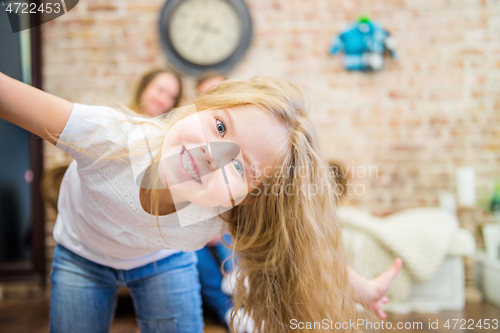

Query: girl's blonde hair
193,77,362,332
56,76,372,332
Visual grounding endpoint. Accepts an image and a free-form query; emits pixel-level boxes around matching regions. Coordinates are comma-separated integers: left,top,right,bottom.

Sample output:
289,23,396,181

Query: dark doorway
0,1,45,283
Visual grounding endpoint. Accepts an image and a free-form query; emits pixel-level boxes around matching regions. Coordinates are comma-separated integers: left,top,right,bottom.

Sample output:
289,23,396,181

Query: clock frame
159,0,253,77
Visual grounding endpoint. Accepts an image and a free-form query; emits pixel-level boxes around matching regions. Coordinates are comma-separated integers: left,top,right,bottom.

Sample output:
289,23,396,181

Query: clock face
169,0,242,66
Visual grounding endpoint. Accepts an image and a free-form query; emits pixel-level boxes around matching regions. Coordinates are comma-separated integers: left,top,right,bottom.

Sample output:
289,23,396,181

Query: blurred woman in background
196,72,226,96
43,68,184,207
130,68,183,117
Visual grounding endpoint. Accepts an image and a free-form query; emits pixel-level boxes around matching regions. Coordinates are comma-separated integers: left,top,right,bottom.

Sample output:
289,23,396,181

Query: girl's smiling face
158,105,288,208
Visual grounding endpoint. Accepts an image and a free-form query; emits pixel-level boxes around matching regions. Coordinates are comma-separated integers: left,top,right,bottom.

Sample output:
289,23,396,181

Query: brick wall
25,0,500,295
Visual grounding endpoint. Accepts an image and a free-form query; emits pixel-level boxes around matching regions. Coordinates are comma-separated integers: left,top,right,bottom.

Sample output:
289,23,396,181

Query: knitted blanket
338,206,475,302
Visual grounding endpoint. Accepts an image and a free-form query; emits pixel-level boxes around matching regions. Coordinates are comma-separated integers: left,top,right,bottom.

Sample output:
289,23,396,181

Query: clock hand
201,18,221,35
193,33,204,49
209,26,220,34
193,17,209,31
193,29,210,49
193,18,210,48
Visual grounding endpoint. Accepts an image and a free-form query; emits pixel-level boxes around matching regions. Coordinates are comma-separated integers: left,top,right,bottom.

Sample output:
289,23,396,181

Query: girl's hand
365,258,403,319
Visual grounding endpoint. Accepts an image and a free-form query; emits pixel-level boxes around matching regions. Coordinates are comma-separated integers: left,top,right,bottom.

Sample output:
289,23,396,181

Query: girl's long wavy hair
190,77,363,332
55,76,369,332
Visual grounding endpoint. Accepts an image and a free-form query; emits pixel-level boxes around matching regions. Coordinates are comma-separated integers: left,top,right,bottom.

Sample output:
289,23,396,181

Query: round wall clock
159,0,253,77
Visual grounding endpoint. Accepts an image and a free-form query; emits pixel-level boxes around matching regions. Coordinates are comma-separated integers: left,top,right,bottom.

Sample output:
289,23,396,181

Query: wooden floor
0,295,228,333
0,296,498,332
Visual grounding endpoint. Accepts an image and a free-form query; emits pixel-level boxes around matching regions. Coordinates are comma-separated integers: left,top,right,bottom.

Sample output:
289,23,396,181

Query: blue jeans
196,234,235,324
49,243,204,333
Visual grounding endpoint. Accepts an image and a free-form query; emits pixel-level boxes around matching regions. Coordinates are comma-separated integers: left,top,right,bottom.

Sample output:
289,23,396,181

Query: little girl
0,72,401,333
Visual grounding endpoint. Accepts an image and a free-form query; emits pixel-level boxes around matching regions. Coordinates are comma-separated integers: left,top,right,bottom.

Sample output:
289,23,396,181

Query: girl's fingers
377,308,387,320
376,299,388,318
377,258,403,294
373,293,390,320
388,258,402,278
393,257,403,271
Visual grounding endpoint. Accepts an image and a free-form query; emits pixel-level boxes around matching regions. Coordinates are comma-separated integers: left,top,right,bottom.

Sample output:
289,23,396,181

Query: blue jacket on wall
329,19,397,71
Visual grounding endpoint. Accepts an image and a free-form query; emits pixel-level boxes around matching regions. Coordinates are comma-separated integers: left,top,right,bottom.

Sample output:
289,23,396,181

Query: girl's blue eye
232,160,244,177
216,119,226,137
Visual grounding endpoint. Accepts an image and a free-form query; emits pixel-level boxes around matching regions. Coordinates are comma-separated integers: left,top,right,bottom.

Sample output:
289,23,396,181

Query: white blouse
53,103,225,269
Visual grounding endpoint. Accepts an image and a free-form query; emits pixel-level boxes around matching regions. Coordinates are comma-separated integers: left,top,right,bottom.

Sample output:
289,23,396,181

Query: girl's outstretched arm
0,72,74,144
349,257,402,319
